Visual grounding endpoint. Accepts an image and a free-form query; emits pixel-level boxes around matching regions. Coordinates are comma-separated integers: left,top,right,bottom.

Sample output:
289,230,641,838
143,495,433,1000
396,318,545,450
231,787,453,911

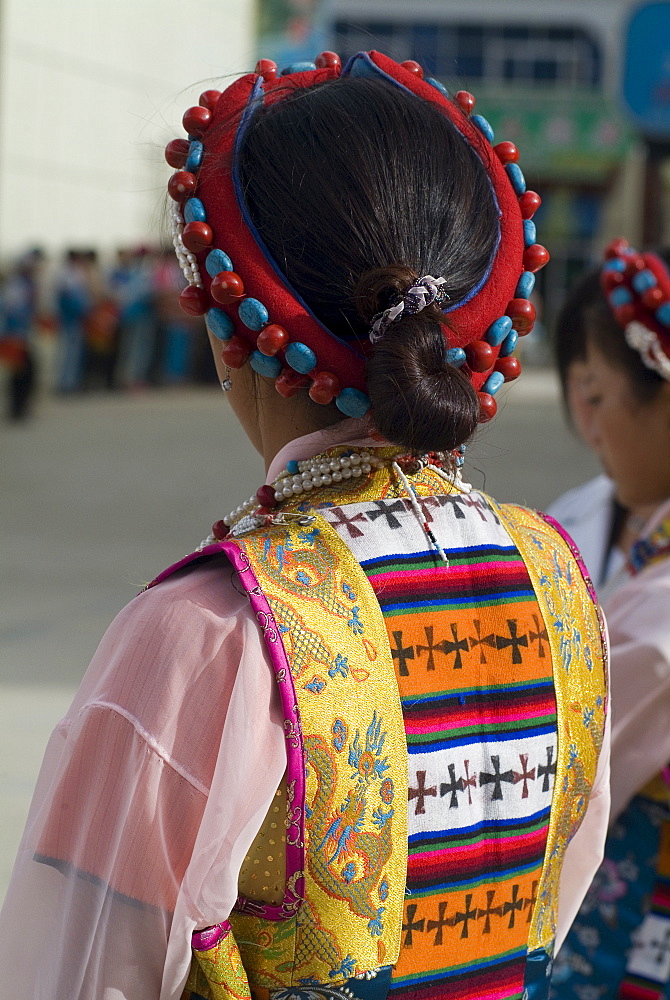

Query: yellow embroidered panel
229,514,408,988
184,925,252,1000
492,501,608,951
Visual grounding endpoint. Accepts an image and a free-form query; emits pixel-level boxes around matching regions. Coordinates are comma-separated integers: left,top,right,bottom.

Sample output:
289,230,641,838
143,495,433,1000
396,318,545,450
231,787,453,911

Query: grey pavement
0,373,600,900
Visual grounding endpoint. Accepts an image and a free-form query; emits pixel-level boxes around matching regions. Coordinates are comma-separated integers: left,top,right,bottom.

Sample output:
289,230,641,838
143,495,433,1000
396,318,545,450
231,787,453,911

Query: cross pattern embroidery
391,630,414,677
469,619,497,665
402,903,425,947
528,613,549,658
478,889,504,934
409,770,437,815
495,619,529,664
426,901,451,946
365,499,408,529
326,506,368,538
537,746,557,792
479,755,516,801
513,753,537,798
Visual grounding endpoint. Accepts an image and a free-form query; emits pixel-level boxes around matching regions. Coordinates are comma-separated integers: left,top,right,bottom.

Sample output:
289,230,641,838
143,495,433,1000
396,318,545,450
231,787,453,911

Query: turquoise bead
632,269,657,293
250,350,282,378
238,297,269,332
515,271,535,299
185,140,203,172
335,387,371,418
609,287,632,306
523,220,536,247
427,77,449,98
485,315,513,346
184,198,206,224
499,329,518,357
603,258,626,273
285,342,317,374
471,114,494,143
287,460,300,474
656,303,670,325
446,347,466,367
206,249,233,277
206,308,234,341
483,371,505,395
281,61,316,74
506,163,526,195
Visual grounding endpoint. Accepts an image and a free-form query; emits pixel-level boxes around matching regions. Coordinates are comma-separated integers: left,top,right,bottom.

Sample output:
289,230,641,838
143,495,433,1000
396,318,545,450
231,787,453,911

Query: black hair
554,250,670,406
236,76,499,453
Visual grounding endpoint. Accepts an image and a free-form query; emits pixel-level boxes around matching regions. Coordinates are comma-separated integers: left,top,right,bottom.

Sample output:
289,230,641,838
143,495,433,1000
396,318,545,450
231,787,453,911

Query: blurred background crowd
0,245,213,420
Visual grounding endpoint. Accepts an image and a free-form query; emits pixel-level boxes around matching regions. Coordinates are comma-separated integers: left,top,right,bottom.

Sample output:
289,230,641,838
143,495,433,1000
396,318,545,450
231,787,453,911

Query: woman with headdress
0,52,608,1000
549,241,670,999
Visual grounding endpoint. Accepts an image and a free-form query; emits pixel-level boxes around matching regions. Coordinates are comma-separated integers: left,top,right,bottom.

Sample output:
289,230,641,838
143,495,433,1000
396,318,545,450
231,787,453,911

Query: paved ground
0,373,600,901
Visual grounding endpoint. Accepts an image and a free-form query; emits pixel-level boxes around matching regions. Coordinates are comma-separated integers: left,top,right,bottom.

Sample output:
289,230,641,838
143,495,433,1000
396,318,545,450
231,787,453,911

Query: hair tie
369,275,449,344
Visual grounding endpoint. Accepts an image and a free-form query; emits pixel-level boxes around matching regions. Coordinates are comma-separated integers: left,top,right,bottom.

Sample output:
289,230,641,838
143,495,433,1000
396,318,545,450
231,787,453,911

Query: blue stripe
407,723,556,752
390,945,526,986
379,590,536,612
408,806,552,844
401,678,555,706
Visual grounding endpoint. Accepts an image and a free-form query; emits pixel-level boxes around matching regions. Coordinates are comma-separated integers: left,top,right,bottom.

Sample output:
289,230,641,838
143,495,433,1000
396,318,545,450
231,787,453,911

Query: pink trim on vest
147,541,306,922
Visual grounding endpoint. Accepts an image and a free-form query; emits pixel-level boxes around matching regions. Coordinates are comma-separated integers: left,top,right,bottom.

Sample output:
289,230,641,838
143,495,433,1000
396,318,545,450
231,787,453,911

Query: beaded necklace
201,446,470,564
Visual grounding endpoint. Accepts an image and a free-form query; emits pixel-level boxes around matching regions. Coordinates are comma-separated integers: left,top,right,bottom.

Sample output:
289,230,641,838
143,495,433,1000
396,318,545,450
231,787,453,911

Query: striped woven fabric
324,484,558,1000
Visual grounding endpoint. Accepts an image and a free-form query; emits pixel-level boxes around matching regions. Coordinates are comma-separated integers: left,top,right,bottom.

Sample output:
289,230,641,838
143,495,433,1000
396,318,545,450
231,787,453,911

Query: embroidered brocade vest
178,464,607,1000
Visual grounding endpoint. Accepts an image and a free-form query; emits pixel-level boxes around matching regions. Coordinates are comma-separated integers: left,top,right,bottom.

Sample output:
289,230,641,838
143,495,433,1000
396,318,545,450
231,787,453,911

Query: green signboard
475,88,634,182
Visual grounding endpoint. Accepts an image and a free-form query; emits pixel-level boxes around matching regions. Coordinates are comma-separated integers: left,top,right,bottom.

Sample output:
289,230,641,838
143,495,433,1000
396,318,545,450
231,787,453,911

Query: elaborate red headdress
600,238,670,381
166,50,549,422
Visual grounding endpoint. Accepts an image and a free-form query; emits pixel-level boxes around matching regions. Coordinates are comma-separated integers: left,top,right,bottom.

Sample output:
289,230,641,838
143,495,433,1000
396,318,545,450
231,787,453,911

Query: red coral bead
309,371,340,405
602,270,625,291
221,336,252,369
182,105,212,137
401,60,424,78
505,298,536,335
256,484,279,508
210,271,245,305
478,392,497,423
199,89,221,111
211,519,229,540
179,285,209,316
518,191,542,220
642,286,665,308
494,356,522,382
625,255,646,275
494,141,519,165
605,237,630,260
275,368,309,398
255,59,278,81
168,170,197,201
257,324,289,356
165,138,190,169
523,244,550,273
613,303,636,326
181,221,213,253
315,51,341,71
465,340,495,373
455,90,476,114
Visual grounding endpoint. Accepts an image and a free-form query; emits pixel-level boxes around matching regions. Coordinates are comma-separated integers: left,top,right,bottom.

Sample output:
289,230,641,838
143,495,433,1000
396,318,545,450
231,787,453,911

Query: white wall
0,0,256,256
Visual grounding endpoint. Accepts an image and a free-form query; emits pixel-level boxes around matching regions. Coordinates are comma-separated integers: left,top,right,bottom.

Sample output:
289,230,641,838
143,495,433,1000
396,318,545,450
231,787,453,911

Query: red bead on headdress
600,238,670,381
166,50,549,422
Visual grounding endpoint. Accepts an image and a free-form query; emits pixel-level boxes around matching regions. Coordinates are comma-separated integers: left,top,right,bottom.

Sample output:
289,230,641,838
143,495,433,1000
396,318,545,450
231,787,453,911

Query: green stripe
400,678,554,703
409,818,549,855
406,713,558,745
390,944,527,984
404,861,541,897
365,551,522,575
382,593,535,616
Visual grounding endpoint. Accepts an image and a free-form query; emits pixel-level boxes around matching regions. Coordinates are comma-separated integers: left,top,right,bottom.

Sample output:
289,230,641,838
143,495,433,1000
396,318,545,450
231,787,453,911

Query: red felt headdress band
166,50,549,423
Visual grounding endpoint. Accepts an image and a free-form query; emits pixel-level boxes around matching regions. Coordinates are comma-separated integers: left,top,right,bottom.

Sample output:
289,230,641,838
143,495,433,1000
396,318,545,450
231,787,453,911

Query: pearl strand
170,201,203,288
271,450,384,501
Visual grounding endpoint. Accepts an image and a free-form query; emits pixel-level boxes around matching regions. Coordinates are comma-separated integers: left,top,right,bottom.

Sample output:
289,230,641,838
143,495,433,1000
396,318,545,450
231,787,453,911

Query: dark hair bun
358,267,479,453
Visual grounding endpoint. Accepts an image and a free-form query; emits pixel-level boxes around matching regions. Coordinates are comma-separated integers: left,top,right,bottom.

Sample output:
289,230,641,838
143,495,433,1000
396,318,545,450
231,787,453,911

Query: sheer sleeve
603,560,670,818
0,558,287,999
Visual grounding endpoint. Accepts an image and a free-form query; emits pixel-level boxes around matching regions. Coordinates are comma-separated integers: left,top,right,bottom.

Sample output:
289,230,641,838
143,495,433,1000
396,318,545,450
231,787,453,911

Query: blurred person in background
0,52,608,1000
54,249,93,393
549,240,670,999
0,247,44,420
111,246,160,388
